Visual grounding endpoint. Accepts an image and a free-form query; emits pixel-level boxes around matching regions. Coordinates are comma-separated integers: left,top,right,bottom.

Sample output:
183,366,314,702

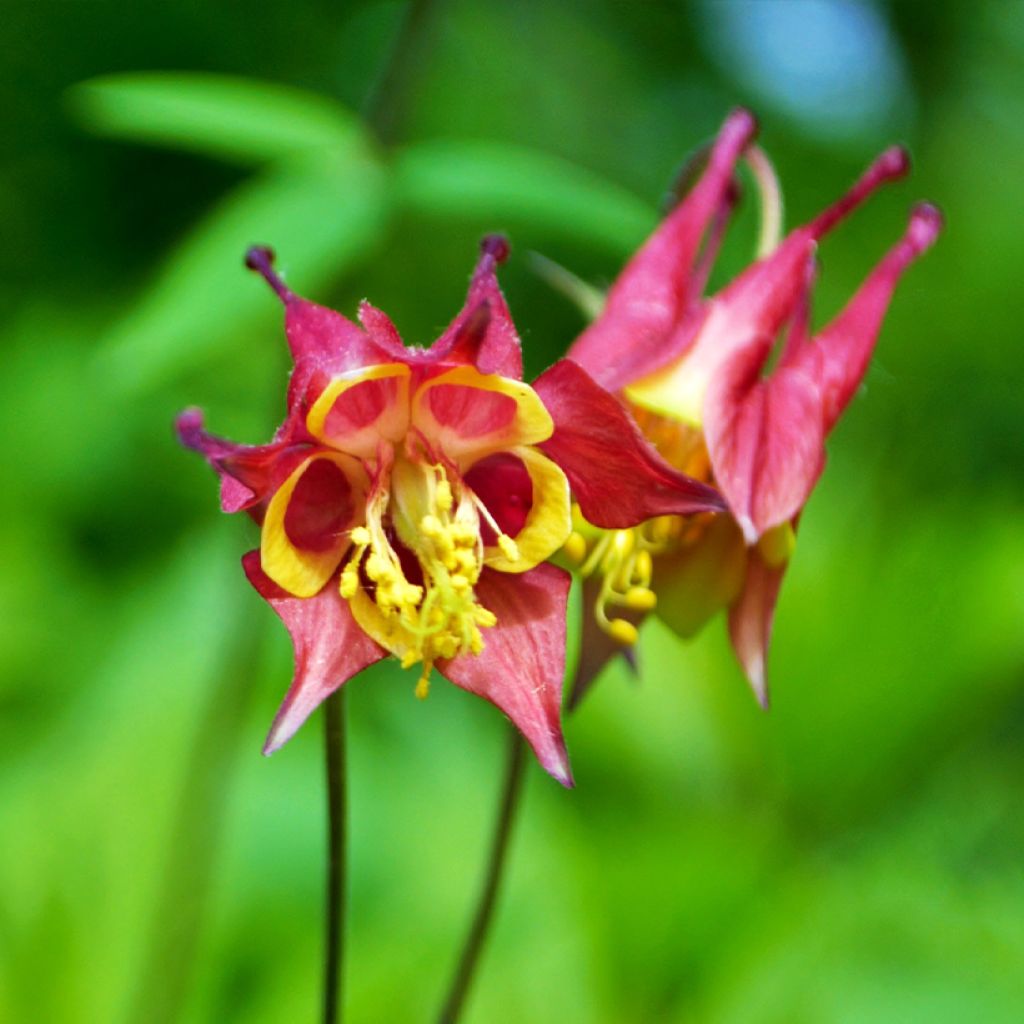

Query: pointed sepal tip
245,245,293,302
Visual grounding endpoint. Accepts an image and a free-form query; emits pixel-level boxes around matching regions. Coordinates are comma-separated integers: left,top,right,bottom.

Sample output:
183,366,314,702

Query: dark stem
323,688,348,1024
437,729,527,1024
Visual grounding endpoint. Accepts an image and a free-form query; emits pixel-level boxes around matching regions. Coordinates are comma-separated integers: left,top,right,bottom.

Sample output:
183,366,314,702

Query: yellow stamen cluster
564,507,714,646
345,456,510,696
562,413,717,647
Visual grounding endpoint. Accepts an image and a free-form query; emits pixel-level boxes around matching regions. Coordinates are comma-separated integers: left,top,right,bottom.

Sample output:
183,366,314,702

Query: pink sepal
703,204,942,542
703,338,825,543
242,552,386,754
568,109,757,390
727,543,788,709
176,409,313,519
797,203,943,433
534,359,725,528
439,563,574,787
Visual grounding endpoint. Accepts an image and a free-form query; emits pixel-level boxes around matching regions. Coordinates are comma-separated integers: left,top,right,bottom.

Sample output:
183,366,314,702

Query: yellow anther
474,607,497,628
635,549,653,583
607,618,639,646
452,524,477,546
497,534,520,562
415,667,431,699
612,530,634,557
420,514,442,537
562,531,587,565
340,568,359,599
350,526,370,545
624,586,657,611
757,521,796,568
436,478,453,512
365,553,394,582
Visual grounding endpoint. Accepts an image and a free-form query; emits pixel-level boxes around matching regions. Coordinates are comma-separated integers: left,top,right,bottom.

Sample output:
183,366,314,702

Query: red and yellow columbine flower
179,237,722,784
562,110,942,706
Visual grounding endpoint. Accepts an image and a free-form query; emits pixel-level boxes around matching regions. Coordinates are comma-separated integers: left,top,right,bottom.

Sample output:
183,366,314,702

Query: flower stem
437,728,527,1024
322,688,348,1024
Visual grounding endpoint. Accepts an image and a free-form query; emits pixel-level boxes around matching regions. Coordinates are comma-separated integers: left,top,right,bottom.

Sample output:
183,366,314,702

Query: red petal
438,564,573,787
568,109,757,390
727,543,789,709
667,148,915,410
176,408,312,516
799,203,943,433
533,359,725,528
463,453,533,541
242,552,386,753
702,336,825,543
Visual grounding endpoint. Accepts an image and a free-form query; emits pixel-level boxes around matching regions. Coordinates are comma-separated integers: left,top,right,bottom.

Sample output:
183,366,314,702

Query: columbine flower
561,109,942,706
178,236,722,784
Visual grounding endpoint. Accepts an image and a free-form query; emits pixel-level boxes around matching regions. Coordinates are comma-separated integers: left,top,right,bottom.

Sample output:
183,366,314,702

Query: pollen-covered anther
624,586,657,611
466,487,521,566
607,619,639,646
563,531,588,565
497,535,520,562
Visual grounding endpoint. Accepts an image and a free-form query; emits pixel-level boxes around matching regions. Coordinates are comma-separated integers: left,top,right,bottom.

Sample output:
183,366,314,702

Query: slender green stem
322,689,348,1024
437,729,527,1024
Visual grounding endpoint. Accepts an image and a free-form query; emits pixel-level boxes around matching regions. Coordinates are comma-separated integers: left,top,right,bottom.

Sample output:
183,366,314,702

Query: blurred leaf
96,152,390,392
68,72,371,166
393,140,657,253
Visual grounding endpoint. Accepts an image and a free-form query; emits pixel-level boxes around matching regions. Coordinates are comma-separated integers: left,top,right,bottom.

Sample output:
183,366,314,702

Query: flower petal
533,359,725,528
261,452,368,597
625,148,913,428
800,203,943,433
412,365,553,461
306,363,411,458
702,335,825,543
242,552,386,754
439,564,573,787
473,447,571,573
568,109,757,391
176,408,309,517
244,245,386,371
727,542,789,709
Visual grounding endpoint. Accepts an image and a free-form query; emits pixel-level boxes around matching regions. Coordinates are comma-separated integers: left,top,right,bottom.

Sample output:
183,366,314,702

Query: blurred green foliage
2,1,1023,1022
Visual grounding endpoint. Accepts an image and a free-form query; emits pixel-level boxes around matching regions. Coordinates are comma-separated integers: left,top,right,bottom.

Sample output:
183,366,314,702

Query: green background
2,1,1023,1021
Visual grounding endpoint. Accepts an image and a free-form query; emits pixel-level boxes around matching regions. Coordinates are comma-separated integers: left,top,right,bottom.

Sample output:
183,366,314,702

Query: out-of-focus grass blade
95,153,390,392
393,140,657,254
68,73,370,166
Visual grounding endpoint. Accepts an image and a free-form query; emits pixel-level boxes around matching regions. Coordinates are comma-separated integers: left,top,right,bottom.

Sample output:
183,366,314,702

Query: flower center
341,443,520,696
